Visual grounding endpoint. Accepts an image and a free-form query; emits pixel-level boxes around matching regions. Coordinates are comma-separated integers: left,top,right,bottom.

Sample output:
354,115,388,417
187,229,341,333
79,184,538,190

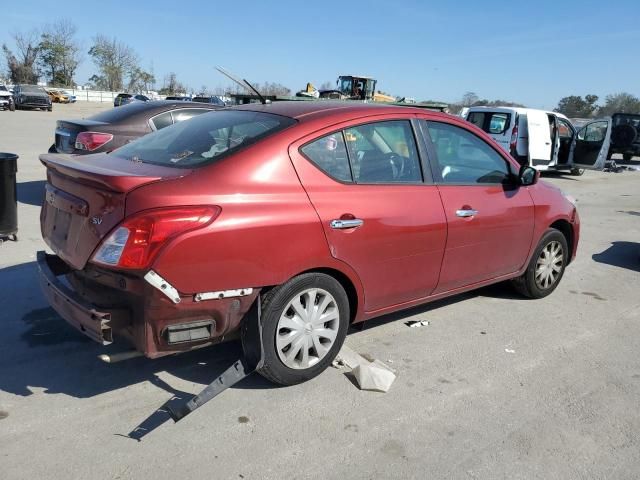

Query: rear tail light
509,120,519,157
92,206,221,269
75,131,114,151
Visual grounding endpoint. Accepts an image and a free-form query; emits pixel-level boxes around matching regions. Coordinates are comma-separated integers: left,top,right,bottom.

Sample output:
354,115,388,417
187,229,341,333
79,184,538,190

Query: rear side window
345,121,422,183
301,132,352,182
112,110,296,168
467,112,511,134
150,111,173,130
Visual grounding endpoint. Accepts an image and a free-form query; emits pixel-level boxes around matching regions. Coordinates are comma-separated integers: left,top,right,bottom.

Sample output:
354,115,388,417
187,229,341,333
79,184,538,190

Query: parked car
465,106,611,175
62,91,77,103
114,93,150,107
46,89,70,103
607,113,640,161
13,84,52,111
192,95,226,106
0,85,15,111
38,102,583,386
49,100,222,154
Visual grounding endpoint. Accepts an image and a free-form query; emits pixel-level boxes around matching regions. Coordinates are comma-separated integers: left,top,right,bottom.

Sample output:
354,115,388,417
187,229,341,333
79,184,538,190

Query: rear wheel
512,229,568,299
570,167,585,176
250,273,349,386
623,153,633,161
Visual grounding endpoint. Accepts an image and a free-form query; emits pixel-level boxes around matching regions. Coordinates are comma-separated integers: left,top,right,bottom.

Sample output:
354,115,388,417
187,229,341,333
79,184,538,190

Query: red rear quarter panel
124,131,365,299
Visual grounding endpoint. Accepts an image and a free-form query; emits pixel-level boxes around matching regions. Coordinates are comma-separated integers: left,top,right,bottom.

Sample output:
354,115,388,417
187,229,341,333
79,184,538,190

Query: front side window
300,132,352,182
557,118,574,139
425,121,512,184
344,121,422,183
578,121,608,142
112,110,296,168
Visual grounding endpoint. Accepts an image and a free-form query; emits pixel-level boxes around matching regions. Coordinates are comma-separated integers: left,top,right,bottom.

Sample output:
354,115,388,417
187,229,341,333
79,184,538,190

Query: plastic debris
333,345,366,369
352,360,397,393
406,320,430,328
505,349,516,353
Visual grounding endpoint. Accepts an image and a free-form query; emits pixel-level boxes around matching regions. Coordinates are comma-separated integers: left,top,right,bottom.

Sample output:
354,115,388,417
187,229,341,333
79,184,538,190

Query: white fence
61,88,161,103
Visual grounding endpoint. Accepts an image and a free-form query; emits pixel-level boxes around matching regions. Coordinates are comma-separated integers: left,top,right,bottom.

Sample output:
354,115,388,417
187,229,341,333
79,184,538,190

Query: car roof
230,100,447,123
88,100,221,123
467,105,569,120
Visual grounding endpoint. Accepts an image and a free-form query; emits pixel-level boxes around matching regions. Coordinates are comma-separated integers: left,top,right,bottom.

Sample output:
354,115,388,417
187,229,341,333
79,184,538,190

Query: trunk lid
55,119,108,153
40,153,190,270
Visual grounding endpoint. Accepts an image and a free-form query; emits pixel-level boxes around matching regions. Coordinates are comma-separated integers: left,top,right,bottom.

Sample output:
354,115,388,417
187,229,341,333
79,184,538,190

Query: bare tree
319,81,334,90
38,20,82,86
461,91,479,107
597,92,640,117
88,35,137,91
2,30,40,84
158,72,187,95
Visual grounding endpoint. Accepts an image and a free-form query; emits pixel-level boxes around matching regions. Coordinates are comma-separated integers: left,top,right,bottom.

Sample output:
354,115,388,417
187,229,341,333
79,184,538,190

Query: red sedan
38,101,580,385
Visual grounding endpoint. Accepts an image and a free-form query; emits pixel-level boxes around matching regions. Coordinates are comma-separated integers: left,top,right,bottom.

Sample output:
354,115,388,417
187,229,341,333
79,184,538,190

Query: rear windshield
612,113,640,128
117,93,132,99
111,110,296,168
467,111,511,134
89,101,157,122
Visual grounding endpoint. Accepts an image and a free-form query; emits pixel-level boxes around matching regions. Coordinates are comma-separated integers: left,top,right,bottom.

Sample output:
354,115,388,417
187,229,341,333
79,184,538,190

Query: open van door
526,110,553,165
569,119,611,170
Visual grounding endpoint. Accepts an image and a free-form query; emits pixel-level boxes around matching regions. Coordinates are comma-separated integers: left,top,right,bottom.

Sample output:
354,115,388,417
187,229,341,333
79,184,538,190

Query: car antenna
215,66,268,105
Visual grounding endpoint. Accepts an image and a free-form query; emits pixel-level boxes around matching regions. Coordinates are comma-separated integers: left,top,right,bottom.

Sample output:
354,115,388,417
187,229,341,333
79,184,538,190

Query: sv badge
91,216,103,225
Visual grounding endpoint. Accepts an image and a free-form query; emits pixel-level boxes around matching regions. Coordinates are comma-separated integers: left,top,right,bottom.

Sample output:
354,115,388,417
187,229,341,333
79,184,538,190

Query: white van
465,106,611,175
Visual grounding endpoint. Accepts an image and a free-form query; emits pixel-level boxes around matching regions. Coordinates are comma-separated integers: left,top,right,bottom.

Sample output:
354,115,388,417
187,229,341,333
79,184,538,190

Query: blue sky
2,0,638,109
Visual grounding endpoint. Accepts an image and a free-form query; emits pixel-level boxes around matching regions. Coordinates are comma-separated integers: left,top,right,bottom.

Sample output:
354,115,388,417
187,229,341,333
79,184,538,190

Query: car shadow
352,281,523,332
540,171,579,181
2,260,526,440
592,241,640,272
17,180,46,207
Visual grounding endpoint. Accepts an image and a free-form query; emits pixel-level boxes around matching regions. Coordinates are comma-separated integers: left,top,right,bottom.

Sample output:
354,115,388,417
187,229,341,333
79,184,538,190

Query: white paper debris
505,349,515,353
352,361,397,393
334,345,367,369
406,320,430,328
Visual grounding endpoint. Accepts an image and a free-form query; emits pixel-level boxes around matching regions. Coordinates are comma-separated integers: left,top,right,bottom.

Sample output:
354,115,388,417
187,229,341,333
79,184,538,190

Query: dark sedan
49,100,223,155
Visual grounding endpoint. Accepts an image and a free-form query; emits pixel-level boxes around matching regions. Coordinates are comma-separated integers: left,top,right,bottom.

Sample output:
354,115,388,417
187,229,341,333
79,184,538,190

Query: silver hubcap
276,288,340,370
535,240,564,289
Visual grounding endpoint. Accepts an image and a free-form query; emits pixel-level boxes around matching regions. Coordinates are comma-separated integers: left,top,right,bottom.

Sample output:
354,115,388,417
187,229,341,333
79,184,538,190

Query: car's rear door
569,119,611,170
526,110,553,165
288,116,447,313
420,119,535,293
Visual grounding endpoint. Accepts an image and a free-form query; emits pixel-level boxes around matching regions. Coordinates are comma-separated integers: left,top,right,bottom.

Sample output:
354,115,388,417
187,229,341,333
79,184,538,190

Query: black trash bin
0,152,18,242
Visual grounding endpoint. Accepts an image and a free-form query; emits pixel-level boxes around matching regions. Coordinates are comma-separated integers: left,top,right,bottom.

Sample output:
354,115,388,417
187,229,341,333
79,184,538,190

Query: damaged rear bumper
37,250,128,345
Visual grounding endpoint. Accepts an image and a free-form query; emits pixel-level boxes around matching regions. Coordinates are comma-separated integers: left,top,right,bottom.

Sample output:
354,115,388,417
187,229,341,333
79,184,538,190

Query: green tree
38,20,81,87
597,92,640,117
88,35,137,91
554,95,599,118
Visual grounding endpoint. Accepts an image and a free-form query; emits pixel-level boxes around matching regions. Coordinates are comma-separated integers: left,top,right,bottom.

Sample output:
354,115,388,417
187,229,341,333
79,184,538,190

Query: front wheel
248,273,349,386
623,153,633,161
570,167,585,176
512,229,568,299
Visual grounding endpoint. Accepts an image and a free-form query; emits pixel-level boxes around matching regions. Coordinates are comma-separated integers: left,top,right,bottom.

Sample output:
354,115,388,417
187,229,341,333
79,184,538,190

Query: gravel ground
0,103,639,480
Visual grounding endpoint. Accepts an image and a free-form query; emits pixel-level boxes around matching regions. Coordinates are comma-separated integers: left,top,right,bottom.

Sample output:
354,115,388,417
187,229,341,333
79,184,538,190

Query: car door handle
456,209,478,218
330,219,364,229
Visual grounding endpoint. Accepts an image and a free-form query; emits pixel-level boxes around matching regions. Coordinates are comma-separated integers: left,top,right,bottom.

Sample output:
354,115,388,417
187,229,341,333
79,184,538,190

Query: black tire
47,106,53,112
248,273,350,386
48,143,57,154
570,167,585,176
611,124,637,148
623,153,633,161
8,100,15,112
512,228,568,299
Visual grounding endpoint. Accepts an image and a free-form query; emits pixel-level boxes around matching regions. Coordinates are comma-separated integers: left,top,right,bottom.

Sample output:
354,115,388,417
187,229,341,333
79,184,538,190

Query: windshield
21,85,46,93
111,110,296,168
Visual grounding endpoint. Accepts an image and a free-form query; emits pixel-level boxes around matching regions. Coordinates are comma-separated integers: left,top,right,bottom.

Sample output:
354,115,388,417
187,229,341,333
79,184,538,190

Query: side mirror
519,165,539,186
